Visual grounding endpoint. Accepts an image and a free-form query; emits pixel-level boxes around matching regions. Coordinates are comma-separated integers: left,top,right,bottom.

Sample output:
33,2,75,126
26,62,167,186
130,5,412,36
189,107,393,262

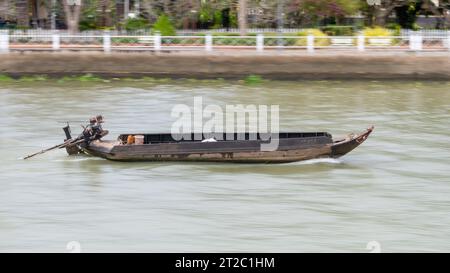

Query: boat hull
81,127,373,163
85,143,333,163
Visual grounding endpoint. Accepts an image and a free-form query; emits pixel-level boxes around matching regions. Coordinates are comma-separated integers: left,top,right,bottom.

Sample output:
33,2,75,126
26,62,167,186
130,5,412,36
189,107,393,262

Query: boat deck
117,132,333,144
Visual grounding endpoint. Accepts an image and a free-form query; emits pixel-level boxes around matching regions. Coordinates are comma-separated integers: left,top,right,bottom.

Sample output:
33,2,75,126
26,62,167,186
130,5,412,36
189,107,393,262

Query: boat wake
51,157,104,162
284,158,342,166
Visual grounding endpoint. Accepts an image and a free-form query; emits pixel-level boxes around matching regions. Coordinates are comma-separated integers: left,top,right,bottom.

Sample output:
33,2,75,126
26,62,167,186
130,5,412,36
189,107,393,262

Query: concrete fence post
205,34,212,52
307,35,314,53
103,31,111,53
256,33,264,52
409,34,415,50
447,31,450,51
410,33,422,51
357,35,365,52
154,32,161,52
0,30,9,54
417,34,423,50
52,31,60,51
416,34,423,51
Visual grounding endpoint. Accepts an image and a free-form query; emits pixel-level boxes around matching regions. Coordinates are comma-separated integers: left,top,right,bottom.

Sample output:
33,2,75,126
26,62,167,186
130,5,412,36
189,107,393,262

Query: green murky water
0,79,449,252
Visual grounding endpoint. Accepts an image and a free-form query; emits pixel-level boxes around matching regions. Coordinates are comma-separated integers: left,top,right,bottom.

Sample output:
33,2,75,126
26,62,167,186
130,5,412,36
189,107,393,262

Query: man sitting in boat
78,115,107,145
88,115,108,142
92,115,104,138
80,117,97,145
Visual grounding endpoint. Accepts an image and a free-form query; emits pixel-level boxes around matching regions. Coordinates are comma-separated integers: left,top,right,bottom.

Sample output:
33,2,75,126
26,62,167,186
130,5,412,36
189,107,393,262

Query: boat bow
331,126,374,158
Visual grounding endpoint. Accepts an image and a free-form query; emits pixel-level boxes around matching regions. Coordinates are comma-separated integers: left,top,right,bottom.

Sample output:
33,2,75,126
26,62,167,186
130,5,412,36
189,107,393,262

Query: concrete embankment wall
1,52,449,80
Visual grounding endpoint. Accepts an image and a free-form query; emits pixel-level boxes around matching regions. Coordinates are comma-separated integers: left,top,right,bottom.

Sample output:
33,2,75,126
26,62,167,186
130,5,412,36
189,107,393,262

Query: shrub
17,37,32,43
212,10,223,29
124,18,150,32
244,75,263,84
212,33,239,36
214,37,255,46
363,27,392,37
364,27,397,45
321,25,355,36
79,20,97,31
261,37,297,47
296,29,329,46
386,23,402,36
0,74,13,82
78,74,103,82
111,37,140,44
152,14,176,36
411,23,421,31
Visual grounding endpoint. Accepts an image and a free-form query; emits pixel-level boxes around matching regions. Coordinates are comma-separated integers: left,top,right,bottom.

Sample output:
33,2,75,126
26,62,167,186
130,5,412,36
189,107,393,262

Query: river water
0,79,449,252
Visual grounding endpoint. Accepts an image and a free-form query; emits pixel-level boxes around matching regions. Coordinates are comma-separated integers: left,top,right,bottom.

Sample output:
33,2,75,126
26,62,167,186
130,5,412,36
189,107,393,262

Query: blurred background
0,1,449,34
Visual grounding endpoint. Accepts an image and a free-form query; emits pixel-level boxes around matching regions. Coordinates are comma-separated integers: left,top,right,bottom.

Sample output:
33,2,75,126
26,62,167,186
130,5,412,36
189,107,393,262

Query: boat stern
82,140,118,159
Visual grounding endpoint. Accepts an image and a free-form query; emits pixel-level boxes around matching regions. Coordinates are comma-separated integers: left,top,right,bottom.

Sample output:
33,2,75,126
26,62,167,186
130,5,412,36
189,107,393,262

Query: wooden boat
71,126,373,163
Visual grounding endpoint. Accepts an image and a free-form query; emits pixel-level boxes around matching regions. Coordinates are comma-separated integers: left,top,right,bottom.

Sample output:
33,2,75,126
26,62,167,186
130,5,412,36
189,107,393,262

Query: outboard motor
62,123,81,155
62,124,72,141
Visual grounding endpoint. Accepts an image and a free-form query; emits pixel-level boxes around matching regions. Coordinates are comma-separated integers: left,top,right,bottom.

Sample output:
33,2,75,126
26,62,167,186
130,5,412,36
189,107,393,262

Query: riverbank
1,52,450,80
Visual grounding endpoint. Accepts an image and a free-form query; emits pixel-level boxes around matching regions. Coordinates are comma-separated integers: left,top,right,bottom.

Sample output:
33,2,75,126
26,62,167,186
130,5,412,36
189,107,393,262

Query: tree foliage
300,0,361,18
152,14,176,35
6,0,450,31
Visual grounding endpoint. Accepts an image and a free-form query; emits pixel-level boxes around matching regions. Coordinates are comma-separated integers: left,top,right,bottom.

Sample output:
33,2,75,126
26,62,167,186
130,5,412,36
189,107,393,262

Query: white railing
1,32,449,53
401,29,450,38
177,28,308,34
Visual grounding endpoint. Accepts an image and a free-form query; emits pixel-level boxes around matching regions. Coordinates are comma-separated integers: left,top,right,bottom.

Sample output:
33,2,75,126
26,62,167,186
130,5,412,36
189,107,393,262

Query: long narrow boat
69,126,373,163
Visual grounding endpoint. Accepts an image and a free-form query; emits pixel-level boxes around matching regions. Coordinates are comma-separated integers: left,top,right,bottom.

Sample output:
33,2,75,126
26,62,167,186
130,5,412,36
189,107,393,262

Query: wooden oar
23,129,109,160
23,138,85,160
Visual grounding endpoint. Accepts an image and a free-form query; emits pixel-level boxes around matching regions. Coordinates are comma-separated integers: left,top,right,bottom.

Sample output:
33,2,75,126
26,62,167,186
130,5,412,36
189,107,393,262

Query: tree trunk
31,0,38,28
423,0,447,28
15,0,29,28
115,0,124,27
141,0,156,22
374,6,396,26
124,0,129,19
62,0,82,34
99,0,112,28
238,0,247,35
163,0,170,16
375,0,411,26
375,9,388,26
51,0,57,30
